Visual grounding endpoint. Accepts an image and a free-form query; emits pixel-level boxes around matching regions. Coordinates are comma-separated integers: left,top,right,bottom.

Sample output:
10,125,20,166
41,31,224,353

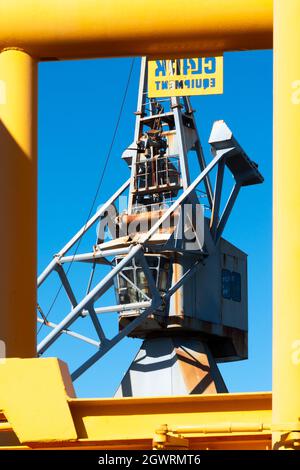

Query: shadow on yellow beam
0,118,36,358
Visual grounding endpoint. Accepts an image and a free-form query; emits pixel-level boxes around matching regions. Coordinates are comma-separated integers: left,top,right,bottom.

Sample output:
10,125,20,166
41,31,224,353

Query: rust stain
175,346,217,394
173,254,185,319
120,209,180,235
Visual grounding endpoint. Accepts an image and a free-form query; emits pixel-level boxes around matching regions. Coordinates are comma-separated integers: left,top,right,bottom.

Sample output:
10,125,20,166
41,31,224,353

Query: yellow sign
148,57,223,97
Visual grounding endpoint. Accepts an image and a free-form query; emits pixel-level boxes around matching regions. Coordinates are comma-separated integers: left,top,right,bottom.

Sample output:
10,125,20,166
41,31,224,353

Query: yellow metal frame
0,1,272,60
0,358,272,450
0,0,299,450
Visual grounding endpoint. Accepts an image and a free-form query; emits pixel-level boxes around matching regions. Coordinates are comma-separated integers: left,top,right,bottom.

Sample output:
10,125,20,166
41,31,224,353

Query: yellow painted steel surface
2,0,299,452
273,0,300,449
68,394,271,450
0,359,271,450
0,1,272,60
0,358,77,443
0,50,37,357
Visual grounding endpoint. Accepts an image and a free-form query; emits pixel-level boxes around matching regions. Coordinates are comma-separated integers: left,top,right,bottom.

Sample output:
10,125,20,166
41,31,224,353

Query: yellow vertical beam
0,49,37,357
273,0,300,449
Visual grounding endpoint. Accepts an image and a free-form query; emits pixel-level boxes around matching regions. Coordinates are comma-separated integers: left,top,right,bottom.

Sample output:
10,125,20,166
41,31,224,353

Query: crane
37,57,263,396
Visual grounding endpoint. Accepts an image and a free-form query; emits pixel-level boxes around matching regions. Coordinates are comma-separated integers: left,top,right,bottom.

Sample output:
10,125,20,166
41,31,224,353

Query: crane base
115,336,227,397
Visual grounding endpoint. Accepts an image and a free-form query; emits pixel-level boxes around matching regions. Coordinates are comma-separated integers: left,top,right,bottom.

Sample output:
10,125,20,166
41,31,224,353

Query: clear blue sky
38,50,273,397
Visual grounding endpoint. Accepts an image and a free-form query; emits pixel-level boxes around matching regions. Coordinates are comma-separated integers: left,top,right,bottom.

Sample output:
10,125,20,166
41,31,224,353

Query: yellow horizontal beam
0,0,273,60
68,392,272,445
0,437,272,451
0,358,272,449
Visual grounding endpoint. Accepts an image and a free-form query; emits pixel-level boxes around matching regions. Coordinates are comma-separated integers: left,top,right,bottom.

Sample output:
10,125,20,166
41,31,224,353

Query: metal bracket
153,425,189,450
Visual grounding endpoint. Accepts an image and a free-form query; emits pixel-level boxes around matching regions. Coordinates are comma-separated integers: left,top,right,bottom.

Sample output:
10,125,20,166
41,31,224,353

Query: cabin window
116,255,171,305
222,269,241,302
221,269,231,299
